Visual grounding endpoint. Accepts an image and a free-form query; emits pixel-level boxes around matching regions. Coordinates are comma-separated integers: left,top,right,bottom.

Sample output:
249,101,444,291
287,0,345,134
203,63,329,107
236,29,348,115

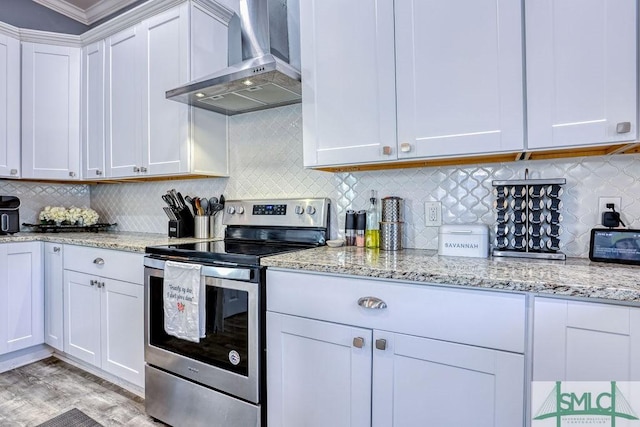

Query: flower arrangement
39,206,100,226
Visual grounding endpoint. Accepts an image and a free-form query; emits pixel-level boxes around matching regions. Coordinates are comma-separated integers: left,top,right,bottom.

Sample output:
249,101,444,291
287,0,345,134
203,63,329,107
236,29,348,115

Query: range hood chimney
166,0,301,116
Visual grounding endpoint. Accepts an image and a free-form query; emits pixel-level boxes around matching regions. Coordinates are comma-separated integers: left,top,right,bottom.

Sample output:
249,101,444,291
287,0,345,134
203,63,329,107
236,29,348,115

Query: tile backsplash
9,105,640,258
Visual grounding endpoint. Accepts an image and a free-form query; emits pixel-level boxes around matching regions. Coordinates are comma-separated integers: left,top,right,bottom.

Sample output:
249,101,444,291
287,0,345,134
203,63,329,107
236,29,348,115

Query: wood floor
0,357,164,426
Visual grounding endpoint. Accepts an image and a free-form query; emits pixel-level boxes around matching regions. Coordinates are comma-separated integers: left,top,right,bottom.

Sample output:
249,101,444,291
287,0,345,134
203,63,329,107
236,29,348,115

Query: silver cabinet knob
90,279,96,286
616,122,632,134
69,171,76,177
353,337,365,348
93,258,105,265
95,170,103,176
400,142,412,153
140,167,147,173
382,146,393,155
306,205,316,215
375,339,387,351
10,169,17,175
97,281,104,288
133,166,140,173
53,247,60,253
357,296,388,309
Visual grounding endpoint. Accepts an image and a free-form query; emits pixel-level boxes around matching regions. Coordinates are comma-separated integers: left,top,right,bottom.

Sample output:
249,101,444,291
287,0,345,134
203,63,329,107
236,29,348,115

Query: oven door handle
144,257,252,281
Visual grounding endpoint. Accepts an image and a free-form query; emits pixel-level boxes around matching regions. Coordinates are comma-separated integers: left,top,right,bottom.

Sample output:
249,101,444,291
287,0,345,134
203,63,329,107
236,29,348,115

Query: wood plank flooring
0,357,165,426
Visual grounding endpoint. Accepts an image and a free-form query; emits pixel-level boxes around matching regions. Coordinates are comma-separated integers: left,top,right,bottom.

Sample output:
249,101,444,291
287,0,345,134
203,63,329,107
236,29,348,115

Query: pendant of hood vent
166,0,302,116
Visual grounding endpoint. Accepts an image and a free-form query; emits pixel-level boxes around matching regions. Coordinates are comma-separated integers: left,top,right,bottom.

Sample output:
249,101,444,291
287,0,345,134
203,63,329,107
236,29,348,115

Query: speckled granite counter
261,247,640,303
0,232,219,253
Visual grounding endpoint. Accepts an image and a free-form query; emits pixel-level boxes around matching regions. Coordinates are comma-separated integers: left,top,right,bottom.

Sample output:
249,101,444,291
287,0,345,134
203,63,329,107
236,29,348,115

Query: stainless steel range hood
167,0,301,116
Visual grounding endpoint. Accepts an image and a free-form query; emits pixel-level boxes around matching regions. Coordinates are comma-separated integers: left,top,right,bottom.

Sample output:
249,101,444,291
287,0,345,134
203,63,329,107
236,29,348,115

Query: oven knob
295,205,304,215
237,206,245,214
306,206,316,215
227,206,236,214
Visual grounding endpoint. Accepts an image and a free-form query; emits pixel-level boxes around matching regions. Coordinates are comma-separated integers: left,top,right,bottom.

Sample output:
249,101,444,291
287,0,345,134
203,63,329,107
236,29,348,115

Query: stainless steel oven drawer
145,365,260,427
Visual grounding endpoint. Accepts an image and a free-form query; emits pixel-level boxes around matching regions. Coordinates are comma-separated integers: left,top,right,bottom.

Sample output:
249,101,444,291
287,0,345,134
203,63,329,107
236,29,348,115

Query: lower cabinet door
100,277,144,387
372,331,525,427
64,270,101,366
0,242,44,354
44,243,64,351
267,312,372,427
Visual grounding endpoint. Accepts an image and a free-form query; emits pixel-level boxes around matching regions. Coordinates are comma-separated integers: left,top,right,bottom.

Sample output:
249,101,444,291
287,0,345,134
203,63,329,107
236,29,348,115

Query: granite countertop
0,231,218,253
261,246,640,303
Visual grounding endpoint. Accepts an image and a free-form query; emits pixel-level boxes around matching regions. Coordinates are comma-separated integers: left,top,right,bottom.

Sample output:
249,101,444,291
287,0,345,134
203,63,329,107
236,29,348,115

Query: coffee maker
0,196,20,234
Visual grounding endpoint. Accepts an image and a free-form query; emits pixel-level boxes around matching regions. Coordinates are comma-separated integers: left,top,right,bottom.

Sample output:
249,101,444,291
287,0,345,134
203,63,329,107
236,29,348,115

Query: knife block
168,207,194,238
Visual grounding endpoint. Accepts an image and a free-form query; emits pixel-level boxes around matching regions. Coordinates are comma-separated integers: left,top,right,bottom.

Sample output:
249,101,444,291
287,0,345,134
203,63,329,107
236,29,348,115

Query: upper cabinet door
140,4,190,177
301,0,397,167
0,34,20,178
526,0,637,150
105,27,144,178
82,41,106,180
395,0,524,159
21,42,81,180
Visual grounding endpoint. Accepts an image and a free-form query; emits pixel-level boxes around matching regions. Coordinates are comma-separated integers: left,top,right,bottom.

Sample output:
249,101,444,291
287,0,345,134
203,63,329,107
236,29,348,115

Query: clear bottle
365,190,379,248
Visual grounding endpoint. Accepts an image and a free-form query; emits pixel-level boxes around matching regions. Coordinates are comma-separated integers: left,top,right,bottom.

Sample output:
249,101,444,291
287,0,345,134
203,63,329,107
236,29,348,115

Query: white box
438,224,490,258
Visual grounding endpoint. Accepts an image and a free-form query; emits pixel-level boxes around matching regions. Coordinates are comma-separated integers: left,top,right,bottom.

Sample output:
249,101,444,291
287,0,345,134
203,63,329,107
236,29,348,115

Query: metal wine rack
491,175,566,260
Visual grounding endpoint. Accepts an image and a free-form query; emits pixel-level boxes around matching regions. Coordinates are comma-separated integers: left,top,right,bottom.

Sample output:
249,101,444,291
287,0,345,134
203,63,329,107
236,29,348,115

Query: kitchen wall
89,105,640,258
0,180,90,226
3,108,637,258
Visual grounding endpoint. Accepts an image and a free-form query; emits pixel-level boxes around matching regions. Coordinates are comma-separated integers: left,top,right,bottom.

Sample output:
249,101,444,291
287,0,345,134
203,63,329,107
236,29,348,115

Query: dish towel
163,261,205,342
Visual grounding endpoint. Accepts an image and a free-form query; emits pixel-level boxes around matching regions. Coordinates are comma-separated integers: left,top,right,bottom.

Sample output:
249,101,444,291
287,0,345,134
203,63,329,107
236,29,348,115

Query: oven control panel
223,198,330,228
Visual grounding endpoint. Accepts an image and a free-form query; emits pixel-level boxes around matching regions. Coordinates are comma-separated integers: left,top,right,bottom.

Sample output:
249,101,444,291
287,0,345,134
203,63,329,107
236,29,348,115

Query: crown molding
193,0,235,24
80,0,182,44
19,29,82,47
32,0,90,25
0,21,20,39
85,0,141,25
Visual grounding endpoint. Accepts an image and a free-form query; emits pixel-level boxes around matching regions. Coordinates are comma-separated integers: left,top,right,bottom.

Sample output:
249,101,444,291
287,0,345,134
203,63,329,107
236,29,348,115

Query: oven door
144,259,260,404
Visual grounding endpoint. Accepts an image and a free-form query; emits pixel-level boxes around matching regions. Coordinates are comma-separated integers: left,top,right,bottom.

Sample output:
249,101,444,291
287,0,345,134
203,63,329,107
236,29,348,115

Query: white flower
39,206,99,225
80,208,99,226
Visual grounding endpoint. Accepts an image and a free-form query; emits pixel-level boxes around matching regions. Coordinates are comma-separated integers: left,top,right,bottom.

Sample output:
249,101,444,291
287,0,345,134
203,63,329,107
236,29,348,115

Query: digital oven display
253,204,287,215
589,229,640,265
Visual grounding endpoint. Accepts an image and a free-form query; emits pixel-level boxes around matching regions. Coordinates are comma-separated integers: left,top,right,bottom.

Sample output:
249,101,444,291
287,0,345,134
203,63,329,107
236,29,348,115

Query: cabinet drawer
64,244,143,284
267,269,526,353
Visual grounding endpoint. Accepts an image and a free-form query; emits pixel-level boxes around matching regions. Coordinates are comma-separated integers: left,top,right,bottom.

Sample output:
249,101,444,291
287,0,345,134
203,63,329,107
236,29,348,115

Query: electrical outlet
424,201,442,226
598,197,622,223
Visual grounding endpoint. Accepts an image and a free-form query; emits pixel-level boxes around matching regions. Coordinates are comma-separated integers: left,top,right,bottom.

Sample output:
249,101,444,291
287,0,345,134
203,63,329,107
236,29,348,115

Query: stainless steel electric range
143,198,330,427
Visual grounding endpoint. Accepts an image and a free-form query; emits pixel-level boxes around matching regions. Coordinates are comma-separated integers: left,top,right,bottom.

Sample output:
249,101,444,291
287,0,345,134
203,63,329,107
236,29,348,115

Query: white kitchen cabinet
395,0,524,159
21,42,81,180
105,2,230,179
104,26,144,178
44,243,64,351
301,0,397,167
0,33,20,178
525,0,637,150
301,0,524,168
82,41,106,180
267,270,526,427
0,242,44,355
63,245,144,387
533,297,640,381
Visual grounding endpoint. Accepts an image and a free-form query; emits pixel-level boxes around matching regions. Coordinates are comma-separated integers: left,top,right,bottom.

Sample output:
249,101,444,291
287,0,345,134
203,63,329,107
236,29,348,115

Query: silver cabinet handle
357,296,388,309
616,122,632,134
375,339,387,351
93,258,105,265
53,247,60,253
1,214,8,232
353,337,365,348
